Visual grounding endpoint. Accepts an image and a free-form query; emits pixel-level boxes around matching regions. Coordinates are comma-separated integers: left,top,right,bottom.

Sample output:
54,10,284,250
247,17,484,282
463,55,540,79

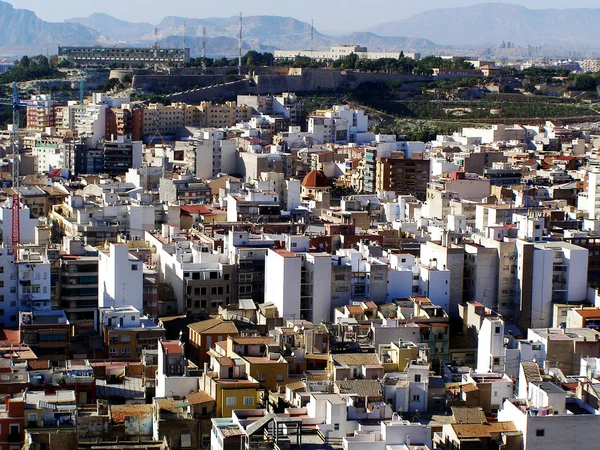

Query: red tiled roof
301,170,329,188
181,205,215,215
160,340,184,354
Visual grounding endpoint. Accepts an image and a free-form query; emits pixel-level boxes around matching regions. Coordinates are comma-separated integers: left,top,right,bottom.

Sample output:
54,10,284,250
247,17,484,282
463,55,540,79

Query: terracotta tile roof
110,404,153,423
451,406,487,424
331,353,381,367
521,362,541,383
285,381,306,392
461,383,479,393
346,305,363,314
156,398,185,413
301,170,329,188
186,391,214,405
452,422,518,439
574,308,600,320
231,336,276,345
244,356,285,365
188,318,238,335
335,379,383,399
159,340,184,354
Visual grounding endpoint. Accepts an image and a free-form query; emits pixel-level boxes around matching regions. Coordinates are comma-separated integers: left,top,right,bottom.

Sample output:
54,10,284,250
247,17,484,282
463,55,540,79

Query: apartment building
58,46,190,66
188,318,238,367
98,243,143,312
189,130,237,180
160,240,236,316
375,155,430,198
99,306,165,360
264,245,332,323
59,255,98,334
102,137,143,176
159,174,212,205
19,310,70,362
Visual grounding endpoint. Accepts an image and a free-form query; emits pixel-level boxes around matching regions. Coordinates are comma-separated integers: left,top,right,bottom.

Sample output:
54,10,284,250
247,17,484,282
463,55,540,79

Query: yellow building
198,101,252,128
200,372,260,418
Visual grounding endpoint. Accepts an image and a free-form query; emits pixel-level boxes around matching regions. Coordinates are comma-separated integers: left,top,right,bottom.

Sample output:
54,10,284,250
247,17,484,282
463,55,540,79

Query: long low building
274,45,420,61
58,46,190,66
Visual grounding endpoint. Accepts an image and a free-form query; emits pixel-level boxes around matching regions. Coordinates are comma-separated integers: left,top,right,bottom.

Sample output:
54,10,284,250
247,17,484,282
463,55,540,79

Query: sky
6,0,600,32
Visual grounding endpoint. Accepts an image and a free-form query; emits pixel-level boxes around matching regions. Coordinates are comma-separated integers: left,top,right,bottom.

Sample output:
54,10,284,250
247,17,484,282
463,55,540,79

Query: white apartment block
582,169,600,219
0,247,51,328
191,130,237,180
530,242,588,328
98,243,143,311
476,318,506,373
264,248,332,322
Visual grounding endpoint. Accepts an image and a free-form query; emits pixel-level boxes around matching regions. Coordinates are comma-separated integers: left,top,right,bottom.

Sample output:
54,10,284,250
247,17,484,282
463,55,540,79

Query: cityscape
1,1,600,450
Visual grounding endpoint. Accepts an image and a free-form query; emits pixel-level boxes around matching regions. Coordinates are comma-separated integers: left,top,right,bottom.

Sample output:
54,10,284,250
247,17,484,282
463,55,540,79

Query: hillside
0,0,110,56
368,3,600,48
66,13,154,43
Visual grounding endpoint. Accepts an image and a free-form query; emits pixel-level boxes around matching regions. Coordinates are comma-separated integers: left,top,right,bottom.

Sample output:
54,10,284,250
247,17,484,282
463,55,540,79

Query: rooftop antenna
310,19,314,56
182,21,187,67
154,27,159,74
238,11,243,75
202,26,207,72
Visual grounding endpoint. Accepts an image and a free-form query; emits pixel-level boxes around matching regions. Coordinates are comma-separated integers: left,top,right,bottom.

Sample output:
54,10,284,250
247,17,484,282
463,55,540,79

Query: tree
523,82,537,94
573,74,597,91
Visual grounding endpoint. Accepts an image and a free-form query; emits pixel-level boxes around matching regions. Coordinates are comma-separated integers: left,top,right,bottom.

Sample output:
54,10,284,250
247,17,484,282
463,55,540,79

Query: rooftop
188,318,238,335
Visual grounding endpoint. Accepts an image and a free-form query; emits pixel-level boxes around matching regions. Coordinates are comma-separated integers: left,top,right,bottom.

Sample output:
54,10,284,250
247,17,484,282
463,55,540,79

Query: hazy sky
7,0,600,32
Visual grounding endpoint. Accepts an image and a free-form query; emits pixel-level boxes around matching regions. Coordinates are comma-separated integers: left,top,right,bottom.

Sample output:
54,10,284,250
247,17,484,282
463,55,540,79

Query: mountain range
1,1,600,58
368,3,600,48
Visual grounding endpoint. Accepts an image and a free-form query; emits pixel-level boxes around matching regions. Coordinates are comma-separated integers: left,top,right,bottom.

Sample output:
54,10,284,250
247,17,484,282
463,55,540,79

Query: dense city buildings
4,30,600,450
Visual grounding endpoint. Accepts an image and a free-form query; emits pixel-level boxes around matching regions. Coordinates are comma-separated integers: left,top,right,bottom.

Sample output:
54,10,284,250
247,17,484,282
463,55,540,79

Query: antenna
238,11,243,75
154,27,159,74
182,21,186,66
310,19,314,56
202,26,207,72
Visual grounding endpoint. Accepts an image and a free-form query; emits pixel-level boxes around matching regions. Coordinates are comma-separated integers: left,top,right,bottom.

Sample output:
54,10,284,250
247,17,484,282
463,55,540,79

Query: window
9,424,18,435
121,348,131,356
277,373,284,381
536,429,545,437
131,264,138,271
225,397,236,407
0,266,4,273
414,374,421,382
495,326,501,334
28,413,38,421
493,358,500,366
243,396,254,406
334,424,339,431
412,394,420,402
257,374,265,381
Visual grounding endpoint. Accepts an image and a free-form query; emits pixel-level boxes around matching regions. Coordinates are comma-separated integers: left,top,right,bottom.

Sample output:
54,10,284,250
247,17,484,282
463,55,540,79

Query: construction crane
11,83,21,256
9,83,42,258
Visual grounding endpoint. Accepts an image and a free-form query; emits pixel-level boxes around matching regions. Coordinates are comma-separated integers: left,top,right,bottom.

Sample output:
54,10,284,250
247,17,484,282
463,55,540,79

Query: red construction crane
11,83,20,256
10,83,41,257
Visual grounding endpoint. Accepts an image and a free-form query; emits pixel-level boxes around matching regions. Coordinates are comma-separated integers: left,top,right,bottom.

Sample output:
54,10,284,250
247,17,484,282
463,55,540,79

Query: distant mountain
0,0,111,56
66,13,154,43
152,15,336,52
158,35,278,59
337,32,436,52
368,3,600,48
